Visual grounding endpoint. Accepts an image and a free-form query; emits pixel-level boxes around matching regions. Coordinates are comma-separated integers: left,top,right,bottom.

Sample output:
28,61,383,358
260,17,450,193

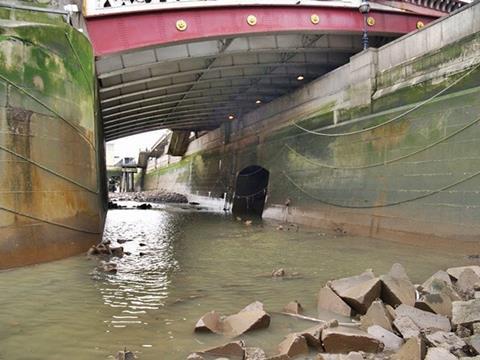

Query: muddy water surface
0,206,477,359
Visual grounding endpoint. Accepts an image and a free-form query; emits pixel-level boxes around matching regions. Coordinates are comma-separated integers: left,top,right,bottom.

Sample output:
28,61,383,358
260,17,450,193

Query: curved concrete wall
0,6,105,269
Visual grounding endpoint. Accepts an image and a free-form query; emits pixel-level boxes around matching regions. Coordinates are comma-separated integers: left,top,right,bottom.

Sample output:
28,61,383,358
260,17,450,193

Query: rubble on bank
189,264,480,360
109,190,188,204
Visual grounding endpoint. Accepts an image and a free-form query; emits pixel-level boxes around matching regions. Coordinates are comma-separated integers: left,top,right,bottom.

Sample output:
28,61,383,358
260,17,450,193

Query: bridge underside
98,33,394,140
87,4,438,141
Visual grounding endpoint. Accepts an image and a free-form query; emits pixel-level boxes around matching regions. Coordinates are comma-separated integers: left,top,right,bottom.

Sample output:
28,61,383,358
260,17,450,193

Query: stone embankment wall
0,2,106,269
144,3,480,243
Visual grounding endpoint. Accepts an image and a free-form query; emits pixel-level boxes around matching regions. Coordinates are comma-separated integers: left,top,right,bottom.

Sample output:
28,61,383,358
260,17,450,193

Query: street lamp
358,0,370,50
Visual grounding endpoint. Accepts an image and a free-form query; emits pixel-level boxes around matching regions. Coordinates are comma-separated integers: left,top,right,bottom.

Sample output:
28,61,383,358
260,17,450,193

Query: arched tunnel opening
232,166,269,217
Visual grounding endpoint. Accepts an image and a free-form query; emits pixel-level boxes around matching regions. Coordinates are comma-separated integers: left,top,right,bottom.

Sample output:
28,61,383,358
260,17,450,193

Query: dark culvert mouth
232,165,269,217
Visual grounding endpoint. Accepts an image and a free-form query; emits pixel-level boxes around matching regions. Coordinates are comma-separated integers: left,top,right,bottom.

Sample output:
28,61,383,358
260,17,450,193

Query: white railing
83,0,361,17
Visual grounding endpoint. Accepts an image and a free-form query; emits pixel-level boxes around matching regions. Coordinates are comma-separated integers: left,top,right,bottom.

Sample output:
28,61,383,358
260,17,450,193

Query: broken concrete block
415,290,453,317
386,304,397,320
241,301,265,312
277,333,309,358
425,331,467,354
318,286,353,317
452,299,480,327
447,266,480,281
381,263,416,307
393,315,420,339
423,270,453,289
467,334,480,355
201,341,246,359
283,300,303,315
321,325,383,353
422,277,462,303
367,325,403,351
195,311,222,333
329,271,381,314
393,316,420,339
395,304,451,332
223,302,271,337
298,324,325,350
457,269,480,298
391,336,426,360
360,300,393,332
424,347,457,360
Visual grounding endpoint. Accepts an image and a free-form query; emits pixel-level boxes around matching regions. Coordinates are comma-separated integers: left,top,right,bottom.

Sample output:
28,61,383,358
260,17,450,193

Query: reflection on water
0,206,477,359
96,210,180,326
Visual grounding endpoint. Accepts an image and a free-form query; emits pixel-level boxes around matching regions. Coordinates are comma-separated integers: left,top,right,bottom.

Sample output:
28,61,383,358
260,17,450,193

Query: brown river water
0,204,478,359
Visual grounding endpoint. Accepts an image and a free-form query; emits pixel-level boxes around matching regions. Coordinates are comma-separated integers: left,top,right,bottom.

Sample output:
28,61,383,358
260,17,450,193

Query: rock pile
109,190,188,204
87,242,124,274
189,264,480,360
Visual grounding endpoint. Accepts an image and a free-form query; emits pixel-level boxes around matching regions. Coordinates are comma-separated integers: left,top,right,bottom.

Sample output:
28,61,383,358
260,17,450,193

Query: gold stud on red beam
247,15,257,26
176,19,187,31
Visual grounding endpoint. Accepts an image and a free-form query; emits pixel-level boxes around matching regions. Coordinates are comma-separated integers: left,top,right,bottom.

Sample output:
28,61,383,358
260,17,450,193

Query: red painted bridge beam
85,6,436,57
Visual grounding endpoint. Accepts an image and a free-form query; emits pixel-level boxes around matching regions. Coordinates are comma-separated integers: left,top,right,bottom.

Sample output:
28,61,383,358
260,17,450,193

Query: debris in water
115,348,136,360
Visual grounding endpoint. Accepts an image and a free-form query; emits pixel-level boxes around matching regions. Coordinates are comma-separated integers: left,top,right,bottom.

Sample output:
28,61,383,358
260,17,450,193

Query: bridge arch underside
98,32,393,141
91,5,435,141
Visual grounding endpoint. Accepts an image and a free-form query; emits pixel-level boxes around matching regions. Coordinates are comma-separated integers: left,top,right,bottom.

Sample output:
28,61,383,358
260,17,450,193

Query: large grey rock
452,299,480,327
447,266,480,280
321,326,383,353
329,270,382,314
223,302,271,337
367,325,403,351
391,336,426,360
381,263,416,307
195,311,222,333
395,304,451,332
425,331,467,354
318,286,353,317
360,300,393,332
415,290,453,317
424,347,457,360
393,315,421,339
